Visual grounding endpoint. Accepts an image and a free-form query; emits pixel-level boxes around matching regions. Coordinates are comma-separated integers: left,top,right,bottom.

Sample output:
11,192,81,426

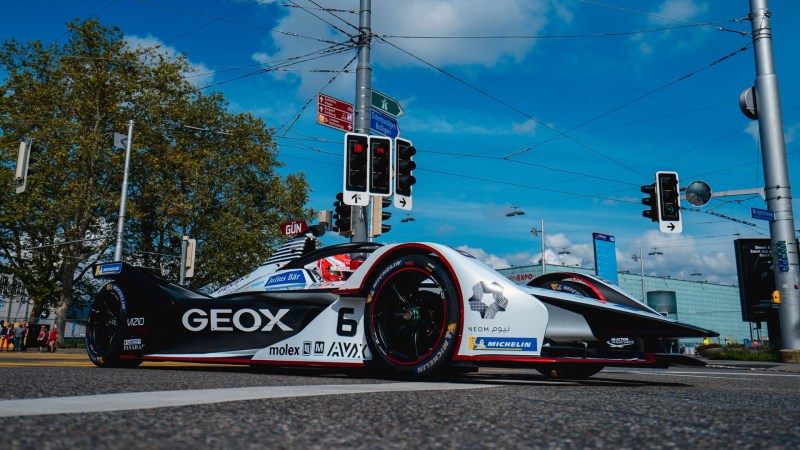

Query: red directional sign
281,220,307,236
317,94,354,133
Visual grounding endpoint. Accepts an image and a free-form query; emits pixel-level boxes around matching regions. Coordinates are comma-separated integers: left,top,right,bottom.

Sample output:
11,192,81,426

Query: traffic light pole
748,0,800,354
351,0,372,243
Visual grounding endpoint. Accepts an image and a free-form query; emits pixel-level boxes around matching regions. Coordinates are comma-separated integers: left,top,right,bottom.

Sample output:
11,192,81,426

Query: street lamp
632,249,645,303
531,221,545,275
506,206,525,217
648,248,663,256
400,214,415,223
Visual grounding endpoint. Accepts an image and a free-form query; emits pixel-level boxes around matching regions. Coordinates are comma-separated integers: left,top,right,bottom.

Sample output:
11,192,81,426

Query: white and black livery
87,237,717,379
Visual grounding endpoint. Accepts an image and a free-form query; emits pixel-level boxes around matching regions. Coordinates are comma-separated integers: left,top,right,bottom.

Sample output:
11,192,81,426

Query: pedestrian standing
0,321,6,351
13,324,24,352
36,325,47,352
21,321,28,351
2,323,14,351
47,325,59,353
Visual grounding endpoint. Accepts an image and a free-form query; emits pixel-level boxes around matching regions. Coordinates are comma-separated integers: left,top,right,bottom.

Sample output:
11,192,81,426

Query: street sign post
370,109,400,138
317,94,354,133
371,89,404,118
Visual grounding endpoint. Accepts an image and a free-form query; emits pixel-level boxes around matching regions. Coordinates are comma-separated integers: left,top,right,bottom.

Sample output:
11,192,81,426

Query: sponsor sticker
182,308,292,332
95,262,122,276
468,281,509,319
469,336,537,351
264,270,306,287
607,337,636,348
123,338,143,351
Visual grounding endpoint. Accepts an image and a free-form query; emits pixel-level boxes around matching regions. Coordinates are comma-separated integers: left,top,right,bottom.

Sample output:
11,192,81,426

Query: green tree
0,19,311,339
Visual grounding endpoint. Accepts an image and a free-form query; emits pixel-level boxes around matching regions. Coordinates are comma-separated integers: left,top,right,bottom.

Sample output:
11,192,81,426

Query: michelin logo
95,262,122,276
469,336,537,351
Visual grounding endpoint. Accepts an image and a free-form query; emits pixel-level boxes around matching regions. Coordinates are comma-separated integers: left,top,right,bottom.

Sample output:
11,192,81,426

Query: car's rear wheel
86,283,141,368
366,254,459,377
536,364,605,379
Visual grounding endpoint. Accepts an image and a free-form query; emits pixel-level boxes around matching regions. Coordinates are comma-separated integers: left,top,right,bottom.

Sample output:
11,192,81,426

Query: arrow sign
394,193,411,210
317,93,354,133
370,109,400,139
113,133,129,150
371,89,404,118
344,192,368,206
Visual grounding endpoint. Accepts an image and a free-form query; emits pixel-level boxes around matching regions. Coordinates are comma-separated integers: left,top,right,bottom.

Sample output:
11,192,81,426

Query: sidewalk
702,358,800,373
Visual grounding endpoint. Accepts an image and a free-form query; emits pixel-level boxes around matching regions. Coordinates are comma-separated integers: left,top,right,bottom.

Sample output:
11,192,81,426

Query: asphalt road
1,350,799,449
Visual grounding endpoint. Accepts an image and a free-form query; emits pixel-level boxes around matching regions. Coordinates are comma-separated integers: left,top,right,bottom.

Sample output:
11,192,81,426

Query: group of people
0,320,59,352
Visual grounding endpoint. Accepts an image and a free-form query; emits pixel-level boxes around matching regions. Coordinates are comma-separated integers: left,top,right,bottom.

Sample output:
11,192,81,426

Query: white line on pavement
0,382,498,417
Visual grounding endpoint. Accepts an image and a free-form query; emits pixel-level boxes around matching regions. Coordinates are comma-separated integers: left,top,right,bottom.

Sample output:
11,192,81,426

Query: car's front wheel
365,254,460,378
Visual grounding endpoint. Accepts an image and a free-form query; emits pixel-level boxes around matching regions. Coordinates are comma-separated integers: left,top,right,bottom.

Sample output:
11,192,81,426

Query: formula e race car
87,237,718,379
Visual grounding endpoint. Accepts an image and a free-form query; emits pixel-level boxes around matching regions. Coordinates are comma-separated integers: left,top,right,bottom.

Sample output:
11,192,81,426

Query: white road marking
0,382,498,417
606,369,800,378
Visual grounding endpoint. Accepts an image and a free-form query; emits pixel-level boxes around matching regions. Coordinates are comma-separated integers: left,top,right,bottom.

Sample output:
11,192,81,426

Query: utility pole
747,0,800,355
113,120,134,262
351,0,372,243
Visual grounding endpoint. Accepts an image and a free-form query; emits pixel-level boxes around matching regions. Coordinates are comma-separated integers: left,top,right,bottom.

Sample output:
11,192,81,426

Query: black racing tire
365,254,460,378
536,364,605,380
86,283,142,368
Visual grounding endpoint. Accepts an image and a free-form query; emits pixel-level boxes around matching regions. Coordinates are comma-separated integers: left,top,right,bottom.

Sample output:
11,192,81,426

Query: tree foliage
0,19,311,332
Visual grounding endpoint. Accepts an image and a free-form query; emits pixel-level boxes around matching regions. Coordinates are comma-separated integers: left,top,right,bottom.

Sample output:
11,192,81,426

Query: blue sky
3,0,799,284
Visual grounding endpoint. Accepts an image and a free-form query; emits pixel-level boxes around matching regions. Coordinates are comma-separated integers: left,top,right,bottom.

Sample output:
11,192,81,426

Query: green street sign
371,89,404,118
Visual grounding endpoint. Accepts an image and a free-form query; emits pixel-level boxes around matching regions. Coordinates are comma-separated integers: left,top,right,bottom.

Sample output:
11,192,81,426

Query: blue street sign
370,109,400,139
751,207,775,222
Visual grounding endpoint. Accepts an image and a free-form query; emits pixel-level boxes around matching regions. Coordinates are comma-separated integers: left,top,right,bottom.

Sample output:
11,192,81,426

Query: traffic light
370,197,392,237
333,192,353,236
345,133,369,192
395,138,416,207
14,138,33,194
657,172,680,221
641,183,658,222
369,136,392,196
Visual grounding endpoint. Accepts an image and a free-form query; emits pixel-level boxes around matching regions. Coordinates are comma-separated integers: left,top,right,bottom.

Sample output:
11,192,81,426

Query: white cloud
744,121,760,145
254,0,569,98
652,0,708,24
125,35,214,87
630,0,709,57
456,245,510,269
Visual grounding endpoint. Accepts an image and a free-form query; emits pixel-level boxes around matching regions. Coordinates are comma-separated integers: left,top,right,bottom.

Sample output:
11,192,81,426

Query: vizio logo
127,317,144,326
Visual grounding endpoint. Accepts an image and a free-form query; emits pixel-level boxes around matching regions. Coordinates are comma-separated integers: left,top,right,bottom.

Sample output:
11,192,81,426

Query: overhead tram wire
378,19,749,40
421,150,639,187
273,2,357,15
373,36,650,181
419,168,640,206
302,0,360,33
579,0,750,36
132,0,345,46
285,0,357,36
193,43,354,93
502,43,754,160
278,53,358,137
